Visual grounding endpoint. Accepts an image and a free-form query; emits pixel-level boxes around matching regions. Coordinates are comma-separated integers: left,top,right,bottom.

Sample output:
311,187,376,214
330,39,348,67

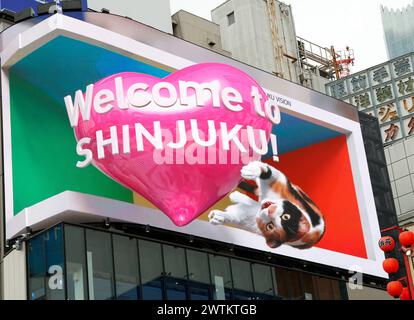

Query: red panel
264,135,367,258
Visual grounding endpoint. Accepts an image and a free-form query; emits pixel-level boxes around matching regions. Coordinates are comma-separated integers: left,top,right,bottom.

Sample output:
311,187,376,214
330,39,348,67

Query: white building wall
88,0,173,34
2,245,27,300
212,0,300,82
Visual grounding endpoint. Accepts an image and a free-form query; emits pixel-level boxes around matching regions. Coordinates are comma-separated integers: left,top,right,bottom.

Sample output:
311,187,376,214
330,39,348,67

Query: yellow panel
133,189,247,221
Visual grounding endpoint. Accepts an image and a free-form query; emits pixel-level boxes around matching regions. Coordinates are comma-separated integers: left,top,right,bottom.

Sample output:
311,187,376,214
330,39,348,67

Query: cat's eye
281,213,291,221
266,222,274,231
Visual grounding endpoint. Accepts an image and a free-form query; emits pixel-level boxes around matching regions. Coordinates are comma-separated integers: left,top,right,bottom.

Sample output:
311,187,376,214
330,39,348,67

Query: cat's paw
208,210,228,225
241,161,268,180
229,191,246,203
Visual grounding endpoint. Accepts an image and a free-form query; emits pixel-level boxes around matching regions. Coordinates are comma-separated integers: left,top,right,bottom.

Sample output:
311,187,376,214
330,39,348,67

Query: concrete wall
88,0,173,34
1,245,27,300
212,0,300,82
172,10,231,57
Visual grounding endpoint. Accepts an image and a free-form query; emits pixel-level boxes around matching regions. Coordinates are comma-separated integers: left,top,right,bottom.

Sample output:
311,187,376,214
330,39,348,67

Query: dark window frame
25,221,354,300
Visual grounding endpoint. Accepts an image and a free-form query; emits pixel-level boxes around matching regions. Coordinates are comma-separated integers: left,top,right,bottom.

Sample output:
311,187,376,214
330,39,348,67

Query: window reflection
163,245,187,300
209,255,233,300
187,250,211,300
45,226,65,300
287,270,304,299
28,234,46,300
26,224,346,301
85,230,115,300
113,235,140,300
230,259,254,300
251,263,275,300
65,225,88,300
139,240,163,300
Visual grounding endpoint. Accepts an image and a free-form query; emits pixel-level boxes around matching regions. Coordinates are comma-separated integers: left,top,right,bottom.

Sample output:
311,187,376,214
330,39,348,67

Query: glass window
287,270,304,299
113,235,140,300
209,254,233,300
28,225,65,300
65,225,88,300
302,273,315,300
274,268,289,299
45,226,65,300
163,245,187,300
187,250,211,300
315,277,341,300
227,11,235,25
251,263,276,300
139,240,163,300
28,234,46,300
231,259,254,300
85,229,115,300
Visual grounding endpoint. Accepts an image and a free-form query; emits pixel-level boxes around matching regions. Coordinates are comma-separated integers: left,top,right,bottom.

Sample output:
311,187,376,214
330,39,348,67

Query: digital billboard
1,14,386,278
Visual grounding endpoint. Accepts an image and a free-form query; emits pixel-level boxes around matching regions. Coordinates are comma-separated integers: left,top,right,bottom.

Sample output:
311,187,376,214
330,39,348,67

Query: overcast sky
170,0,414,72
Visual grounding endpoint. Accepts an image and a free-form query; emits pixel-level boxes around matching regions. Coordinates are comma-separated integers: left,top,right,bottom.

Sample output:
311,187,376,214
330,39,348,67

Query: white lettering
135,121,163,151
76,137,93,168
96,126,119,159
64,84,94,127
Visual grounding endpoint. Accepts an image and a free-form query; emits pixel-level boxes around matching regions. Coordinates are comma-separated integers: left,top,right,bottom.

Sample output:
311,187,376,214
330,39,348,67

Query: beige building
172,10,231,57
211,0,332,92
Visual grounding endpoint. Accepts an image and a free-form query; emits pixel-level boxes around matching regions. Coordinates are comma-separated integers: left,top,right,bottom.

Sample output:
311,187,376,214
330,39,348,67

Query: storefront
26,223,347,300
0,11,396,300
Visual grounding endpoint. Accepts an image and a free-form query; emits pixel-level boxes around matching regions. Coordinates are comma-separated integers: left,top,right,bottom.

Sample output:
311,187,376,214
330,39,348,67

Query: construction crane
331,46,355,79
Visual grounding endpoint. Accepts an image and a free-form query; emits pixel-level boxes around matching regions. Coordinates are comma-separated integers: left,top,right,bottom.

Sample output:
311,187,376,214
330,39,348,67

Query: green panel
10,71,133,215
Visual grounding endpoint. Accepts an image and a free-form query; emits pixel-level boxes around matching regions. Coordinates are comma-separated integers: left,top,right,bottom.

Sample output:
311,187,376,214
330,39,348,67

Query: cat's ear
266,240,281,248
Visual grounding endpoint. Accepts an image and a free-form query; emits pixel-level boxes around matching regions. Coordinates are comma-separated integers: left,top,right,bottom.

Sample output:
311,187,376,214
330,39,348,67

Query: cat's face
256,199,311,248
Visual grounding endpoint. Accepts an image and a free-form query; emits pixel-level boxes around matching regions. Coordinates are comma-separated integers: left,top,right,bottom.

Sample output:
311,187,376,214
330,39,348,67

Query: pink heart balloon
73,63,271,226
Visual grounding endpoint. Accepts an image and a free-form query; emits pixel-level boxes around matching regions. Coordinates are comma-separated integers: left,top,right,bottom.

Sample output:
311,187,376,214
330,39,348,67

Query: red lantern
399,231,414,247
400,287,411,300
387,281,403,298
378,236,395,252
382,258,399,274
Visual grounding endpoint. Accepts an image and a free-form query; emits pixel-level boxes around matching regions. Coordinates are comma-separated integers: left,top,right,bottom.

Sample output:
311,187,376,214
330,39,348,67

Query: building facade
212,0,300,82
0,4,402,301
326,52,414,225
88,0,172,34
211,0,333,92
381,1,414,60
172,10,231,57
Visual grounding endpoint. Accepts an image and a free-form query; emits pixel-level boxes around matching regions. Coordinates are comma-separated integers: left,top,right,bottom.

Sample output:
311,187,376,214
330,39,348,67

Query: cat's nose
268,204,277,216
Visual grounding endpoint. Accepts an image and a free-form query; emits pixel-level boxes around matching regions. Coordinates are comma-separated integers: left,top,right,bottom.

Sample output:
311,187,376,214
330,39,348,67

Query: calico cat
208,161,325,249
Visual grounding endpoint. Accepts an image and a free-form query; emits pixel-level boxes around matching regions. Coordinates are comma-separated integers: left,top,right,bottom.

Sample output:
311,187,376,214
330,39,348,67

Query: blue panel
12,35,343,155
11,35,169,103
265,113,342,156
